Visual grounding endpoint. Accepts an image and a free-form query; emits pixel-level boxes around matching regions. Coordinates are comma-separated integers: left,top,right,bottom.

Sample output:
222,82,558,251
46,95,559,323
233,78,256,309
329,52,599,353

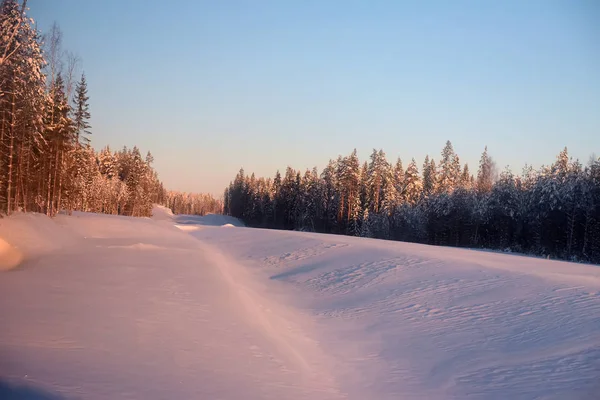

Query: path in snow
0,210,341,400
1,208,599,399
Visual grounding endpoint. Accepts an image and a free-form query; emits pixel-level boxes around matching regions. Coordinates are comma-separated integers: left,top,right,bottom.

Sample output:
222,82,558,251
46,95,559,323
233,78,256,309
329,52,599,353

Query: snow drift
0,210,599,399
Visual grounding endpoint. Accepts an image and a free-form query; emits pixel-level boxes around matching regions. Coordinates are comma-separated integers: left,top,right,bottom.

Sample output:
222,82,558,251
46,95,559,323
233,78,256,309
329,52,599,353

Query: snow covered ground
1,207,599,399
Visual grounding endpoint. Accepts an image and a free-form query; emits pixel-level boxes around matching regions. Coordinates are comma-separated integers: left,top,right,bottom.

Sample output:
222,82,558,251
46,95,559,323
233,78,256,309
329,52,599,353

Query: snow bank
151,204,174,221
0,237,22,271
0,212,79,262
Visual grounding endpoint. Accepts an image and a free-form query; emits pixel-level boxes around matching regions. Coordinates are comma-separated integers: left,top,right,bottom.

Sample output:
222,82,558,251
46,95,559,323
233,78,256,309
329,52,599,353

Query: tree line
164,191,223,216
224,142,600,264
0,1,216,218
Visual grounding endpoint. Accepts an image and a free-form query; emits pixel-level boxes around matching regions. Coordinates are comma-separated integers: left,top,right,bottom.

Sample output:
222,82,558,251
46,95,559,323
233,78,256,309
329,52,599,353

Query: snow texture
0,207,599,399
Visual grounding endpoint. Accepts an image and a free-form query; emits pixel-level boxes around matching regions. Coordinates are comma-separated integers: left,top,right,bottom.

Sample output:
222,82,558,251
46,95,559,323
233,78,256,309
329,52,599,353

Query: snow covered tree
222,145,600,264
367,149,390,214
359,207,372,238
72,72,90,145
1,0,46,213
422,155,436,197
437,140,460,194
402,158,422,205
338,149,361,233
477,146,494,194
393,157,404,204
459,164,472,190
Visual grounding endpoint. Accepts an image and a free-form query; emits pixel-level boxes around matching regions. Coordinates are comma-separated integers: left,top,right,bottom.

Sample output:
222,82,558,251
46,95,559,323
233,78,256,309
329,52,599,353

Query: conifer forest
224,143,600,264
0,1,221,217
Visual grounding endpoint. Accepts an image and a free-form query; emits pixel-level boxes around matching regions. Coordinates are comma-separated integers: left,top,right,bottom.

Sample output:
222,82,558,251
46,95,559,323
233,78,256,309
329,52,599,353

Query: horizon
29,0,600,196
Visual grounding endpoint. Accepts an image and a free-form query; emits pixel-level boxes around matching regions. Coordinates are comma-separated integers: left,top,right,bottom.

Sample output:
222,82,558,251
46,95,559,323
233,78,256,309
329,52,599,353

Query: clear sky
29,0,599,196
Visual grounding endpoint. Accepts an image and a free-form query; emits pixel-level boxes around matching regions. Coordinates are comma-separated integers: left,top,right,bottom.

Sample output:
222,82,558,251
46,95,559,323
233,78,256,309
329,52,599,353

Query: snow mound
0,237,23,271
0,212,79,259
151,204,174,221
221,223,235,228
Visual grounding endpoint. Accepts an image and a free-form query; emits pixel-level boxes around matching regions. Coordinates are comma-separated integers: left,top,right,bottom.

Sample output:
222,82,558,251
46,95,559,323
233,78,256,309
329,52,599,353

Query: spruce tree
437,140,459,194
403,159,422,205
73,73,91,145
477,146,494,193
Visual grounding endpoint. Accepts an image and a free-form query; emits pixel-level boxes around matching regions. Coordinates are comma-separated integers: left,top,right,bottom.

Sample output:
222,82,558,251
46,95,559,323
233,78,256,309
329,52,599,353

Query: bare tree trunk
6,93,16,214
21,142,29,212
15,138,22,211
15,119,28,211
51,143,60,215
46,155,53,216
56,150,64,214
0,108,6,202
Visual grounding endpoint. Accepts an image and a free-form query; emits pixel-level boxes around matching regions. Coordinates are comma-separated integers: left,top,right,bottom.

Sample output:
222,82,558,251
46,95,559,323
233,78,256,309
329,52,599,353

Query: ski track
1,208,599,399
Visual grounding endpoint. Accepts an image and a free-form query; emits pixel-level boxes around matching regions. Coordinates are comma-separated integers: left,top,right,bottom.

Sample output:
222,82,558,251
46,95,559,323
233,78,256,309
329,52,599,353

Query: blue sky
29,0,599,195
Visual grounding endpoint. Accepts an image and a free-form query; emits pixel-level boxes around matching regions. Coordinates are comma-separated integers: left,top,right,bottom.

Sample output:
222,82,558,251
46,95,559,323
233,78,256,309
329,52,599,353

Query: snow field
1,207,599,399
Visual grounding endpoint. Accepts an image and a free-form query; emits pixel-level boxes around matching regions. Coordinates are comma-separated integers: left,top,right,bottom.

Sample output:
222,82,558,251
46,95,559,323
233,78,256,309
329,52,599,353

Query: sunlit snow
0,206,598,399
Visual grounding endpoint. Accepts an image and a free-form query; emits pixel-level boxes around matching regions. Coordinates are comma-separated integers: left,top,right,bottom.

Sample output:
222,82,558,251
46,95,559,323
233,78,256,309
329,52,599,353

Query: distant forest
0,1,221,217
224,143,600,264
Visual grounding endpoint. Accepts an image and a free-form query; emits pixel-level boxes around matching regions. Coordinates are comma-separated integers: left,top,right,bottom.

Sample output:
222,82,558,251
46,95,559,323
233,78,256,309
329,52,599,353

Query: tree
338,149,361,233
403,158,422,205
477,146,494,194
1,0,45,213
0,0,28,68
422,155,436,197
223,146,600,264
73,73,91,145
459,164,472,190
0,1,190,219
359,207,372,238
437,140,459,194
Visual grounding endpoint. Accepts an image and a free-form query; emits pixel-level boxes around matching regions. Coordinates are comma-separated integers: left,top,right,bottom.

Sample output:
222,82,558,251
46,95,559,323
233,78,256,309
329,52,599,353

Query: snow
0,237,22,271
1,210,599,399
152,205,245,231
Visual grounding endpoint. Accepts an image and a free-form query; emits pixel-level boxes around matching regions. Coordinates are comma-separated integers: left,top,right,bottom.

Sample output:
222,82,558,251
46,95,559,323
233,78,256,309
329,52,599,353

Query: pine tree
381,160,397,216
98,146,116,179
1,0,46,213
403,158,422,205
72,73,91,145
367,149,390,213
359,207,372,238
459,164,472,189
45,73,74,215
477,146,494,194
422,155,436,196
393,157,404,204
437,140,459,194
321,159,340,233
